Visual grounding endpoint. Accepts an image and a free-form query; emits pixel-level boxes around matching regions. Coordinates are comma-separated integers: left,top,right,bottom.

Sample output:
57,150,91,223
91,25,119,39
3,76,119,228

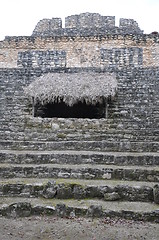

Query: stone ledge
0,199,159,222
0,180,158,203
1,139,159,153
0,163,159,181
0,149,159,165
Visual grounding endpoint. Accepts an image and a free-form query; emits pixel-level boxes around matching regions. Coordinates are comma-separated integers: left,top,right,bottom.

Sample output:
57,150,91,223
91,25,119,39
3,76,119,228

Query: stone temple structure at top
0,12,159,220
32,12,143,36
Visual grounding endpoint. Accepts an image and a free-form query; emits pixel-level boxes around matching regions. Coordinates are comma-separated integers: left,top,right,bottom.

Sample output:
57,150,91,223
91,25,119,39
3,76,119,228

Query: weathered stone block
87,205,103,217
104,192,121,201
32,205,55,216
33,18,62,35
42,181,57,199
56,184,73,199
153,184,159,204
55,204,66,217
85,186,104,198
3,202,32,218
73,185,86,199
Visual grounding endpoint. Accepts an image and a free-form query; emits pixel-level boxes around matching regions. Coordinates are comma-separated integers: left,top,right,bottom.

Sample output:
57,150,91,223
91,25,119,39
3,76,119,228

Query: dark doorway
34,100,106,119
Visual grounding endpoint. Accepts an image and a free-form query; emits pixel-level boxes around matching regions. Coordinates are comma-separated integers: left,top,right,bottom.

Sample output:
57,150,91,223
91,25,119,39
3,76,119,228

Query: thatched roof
24,72,117,106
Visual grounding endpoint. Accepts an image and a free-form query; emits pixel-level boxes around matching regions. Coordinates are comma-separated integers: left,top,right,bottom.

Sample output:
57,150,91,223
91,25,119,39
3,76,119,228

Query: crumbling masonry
0,13,159,220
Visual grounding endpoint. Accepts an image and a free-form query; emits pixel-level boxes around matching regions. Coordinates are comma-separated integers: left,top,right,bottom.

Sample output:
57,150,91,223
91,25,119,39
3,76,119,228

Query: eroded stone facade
0,13,158,69
0,13,159,220
0,34,159,69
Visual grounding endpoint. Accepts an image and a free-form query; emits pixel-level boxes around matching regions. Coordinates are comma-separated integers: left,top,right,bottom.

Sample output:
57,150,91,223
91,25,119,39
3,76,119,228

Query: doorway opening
34,100,106,119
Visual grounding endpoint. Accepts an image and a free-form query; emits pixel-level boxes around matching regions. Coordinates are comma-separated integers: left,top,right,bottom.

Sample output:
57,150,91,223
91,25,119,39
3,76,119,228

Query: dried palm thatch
24,72,117,106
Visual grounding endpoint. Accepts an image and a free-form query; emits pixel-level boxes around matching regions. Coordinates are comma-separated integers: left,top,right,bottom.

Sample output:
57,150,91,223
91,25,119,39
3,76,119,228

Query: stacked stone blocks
0,13,158,220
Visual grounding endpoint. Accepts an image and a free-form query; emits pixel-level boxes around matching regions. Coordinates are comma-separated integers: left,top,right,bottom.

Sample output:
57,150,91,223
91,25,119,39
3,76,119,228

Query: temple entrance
34,100,106,119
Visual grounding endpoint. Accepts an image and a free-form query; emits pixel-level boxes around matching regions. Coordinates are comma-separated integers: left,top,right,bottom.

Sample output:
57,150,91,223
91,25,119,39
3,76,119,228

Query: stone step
23,114,158,126
0,178,158,203
0,149,159,166
0,140,159,152
1,129,159,142
0,118,158,129
22,125,159,134
0,163,158,182
1,127,159,141
0,198,159,222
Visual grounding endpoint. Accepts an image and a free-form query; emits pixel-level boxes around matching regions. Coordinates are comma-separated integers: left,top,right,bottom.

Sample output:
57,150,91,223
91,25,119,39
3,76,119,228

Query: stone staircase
0,117,159,221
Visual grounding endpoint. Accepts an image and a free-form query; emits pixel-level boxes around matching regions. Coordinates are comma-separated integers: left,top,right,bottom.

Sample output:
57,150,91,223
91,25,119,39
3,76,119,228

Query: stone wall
0,67,158,147
33,18,62,34
17,50,66,68
0,34,159,69
0,13,159,222
32,13,143,36
0,13,158,149
65,13,115,29
0,13,148,69
100,47,143,67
